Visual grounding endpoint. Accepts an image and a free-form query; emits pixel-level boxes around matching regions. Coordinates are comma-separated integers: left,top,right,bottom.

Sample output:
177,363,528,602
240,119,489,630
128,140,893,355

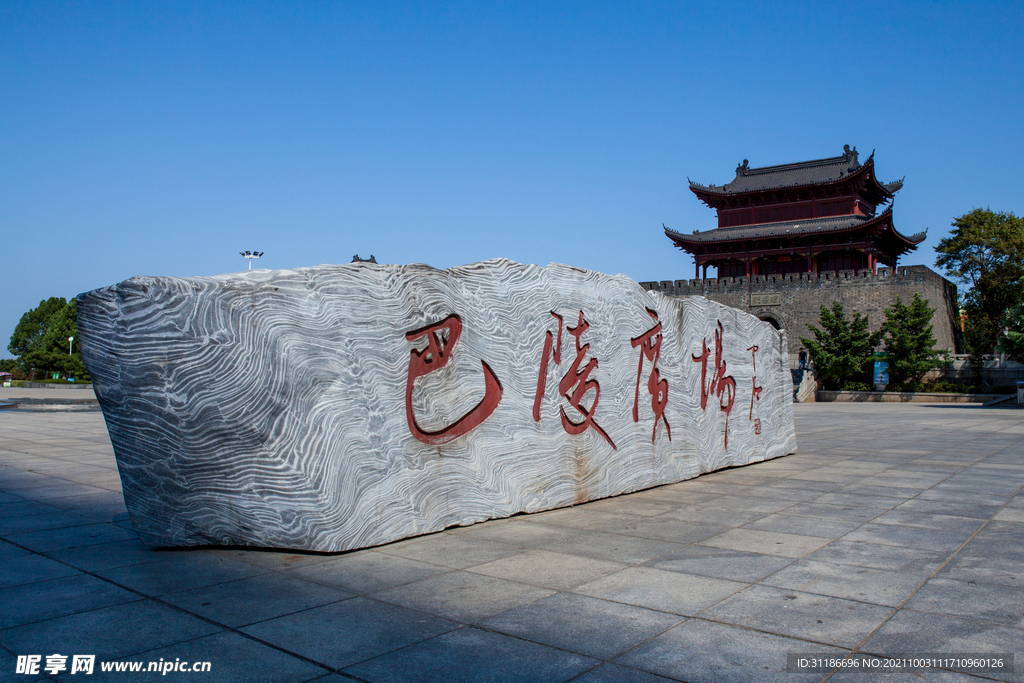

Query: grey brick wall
640,265,961,354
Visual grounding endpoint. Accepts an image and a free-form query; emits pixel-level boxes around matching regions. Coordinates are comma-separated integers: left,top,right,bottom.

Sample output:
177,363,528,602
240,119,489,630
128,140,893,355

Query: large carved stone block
77,259,796,551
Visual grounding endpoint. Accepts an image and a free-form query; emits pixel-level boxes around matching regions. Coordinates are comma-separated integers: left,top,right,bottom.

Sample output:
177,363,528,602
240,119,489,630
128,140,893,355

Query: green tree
7,297,89,380
935,209,1024,358
1000,299,1024,364
880,293,949,388
799,301,881,390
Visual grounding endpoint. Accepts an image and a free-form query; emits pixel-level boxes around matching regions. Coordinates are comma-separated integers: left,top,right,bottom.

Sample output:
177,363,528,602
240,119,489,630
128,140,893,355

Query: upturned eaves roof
688,146,901,198
664,207,926,245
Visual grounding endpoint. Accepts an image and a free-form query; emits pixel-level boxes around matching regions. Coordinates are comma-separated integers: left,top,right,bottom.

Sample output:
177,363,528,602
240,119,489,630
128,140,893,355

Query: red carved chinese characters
691,321,736,448
533,310,617,450
747,344,763,435
405,314,503,445
631,307,671,443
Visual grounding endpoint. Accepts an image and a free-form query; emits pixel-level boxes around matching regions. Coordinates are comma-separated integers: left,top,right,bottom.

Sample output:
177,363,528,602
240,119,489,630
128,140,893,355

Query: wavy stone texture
77,259,797,551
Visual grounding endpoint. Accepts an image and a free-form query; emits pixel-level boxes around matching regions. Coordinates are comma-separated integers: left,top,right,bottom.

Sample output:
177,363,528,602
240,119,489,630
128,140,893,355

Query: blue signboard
873,361,889,385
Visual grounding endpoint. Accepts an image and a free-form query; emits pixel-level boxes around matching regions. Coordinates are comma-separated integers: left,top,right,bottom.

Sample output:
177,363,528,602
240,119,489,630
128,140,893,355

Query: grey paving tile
575,566,745,616
0,538,30,561
870,510,988,533
0,501,60,519
786,470,867,484
0,552,81,588
812,492,906,510
96,553,266,596
240,597,459,670
377,531,521,569
344,626,597,683
930,480,1021,495
701,585,895,648
285,550,450,594
689,495,795,513
568,662,679,683
904,577,1024,628
478,592,683,659
862,610,1024,682
934,552,1023,589
803,540,949,573
697,528,832,558
43,539,168,571
992,507,1024,522
780,502,886,523
194,547,333,571
659,504,767,526
162,572,353,627
0,599,221,661
615,618,841,683
743,512,864,538
893,498,1003,519
611,517,729,544
0,574,142,629
453,518,584,546
839,484,931,499
370,570,554,623
742,484,825,502
99,631,330,683
829,668,994,682
643,545,794,582
576,496,681,517
539,530,683,565
762,559,928,607
4,522,137,552
842,524,976,553
0,650,51,682
469,549,626,591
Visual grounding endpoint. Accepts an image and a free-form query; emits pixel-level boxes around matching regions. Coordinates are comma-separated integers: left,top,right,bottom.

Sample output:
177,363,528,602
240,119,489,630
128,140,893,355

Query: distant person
798,348,807,371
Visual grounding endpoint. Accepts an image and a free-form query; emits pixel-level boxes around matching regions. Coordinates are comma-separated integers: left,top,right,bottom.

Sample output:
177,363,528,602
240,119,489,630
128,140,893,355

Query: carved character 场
748,344,763,434
692,320,736,448
405,314,503,445
631,307,671,442
533,310,616,449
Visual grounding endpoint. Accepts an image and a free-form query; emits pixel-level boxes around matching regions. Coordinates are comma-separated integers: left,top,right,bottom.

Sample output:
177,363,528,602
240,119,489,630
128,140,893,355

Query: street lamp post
240,251,264,270
68,336,73,355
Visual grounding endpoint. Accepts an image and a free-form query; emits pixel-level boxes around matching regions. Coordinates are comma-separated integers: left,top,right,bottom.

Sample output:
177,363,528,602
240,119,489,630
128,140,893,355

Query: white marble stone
77,259,796,551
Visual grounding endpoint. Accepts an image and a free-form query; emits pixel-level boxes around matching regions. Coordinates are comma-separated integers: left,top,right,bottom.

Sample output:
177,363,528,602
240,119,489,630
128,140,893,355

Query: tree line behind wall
3,297,90,381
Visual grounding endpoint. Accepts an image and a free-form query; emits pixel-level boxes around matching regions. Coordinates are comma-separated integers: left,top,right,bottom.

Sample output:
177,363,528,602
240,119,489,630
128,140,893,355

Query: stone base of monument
77,259,797,552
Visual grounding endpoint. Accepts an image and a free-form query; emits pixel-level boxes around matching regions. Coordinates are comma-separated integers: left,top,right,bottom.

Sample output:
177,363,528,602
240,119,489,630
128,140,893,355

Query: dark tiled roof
665,206,926,245
690,145,885,195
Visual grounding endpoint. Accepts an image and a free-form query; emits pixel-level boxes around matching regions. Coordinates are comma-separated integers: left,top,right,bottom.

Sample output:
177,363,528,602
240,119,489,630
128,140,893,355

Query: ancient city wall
641,265,961,354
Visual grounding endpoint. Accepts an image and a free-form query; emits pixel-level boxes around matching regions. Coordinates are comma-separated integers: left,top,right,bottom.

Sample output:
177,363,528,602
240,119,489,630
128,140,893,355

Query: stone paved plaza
1,403,1022,682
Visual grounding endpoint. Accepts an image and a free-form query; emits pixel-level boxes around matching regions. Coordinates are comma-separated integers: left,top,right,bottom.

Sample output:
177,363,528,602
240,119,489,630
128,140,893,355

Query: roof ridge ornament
736,159,749,176
843,144,861,171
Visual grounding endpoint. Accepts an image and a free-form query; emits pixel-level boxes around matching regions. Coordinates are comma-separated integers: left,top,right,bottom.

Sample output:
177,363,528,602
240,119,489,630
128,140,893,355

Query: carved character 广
691,321,736,448
747,345,763,435
533,310,616,450
631,307,671,442
405,314,503,445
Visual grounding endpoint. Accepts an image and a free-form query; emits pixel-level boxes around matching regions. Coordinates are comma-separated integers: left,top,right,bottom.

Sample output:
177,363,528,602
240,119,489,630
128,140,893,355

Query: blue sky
2,1,1022,358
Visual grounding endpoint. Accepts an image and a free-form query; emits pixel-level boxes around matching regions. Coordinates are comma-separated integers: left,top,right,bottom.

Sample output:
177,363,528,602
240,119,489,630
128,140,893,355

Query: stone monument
77,259,797,552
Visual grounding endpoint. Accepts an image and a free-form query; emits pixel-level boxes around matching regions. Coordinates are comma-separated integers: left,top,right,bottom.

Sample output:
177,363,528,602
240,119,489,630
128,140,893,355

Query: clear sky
2,1,1022,358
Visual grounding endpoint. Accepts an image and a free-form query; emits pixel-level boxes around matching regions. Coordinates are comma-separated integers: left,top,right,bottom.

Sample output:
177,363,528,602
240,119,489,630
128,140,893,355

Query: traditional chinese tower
666,145,926,279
